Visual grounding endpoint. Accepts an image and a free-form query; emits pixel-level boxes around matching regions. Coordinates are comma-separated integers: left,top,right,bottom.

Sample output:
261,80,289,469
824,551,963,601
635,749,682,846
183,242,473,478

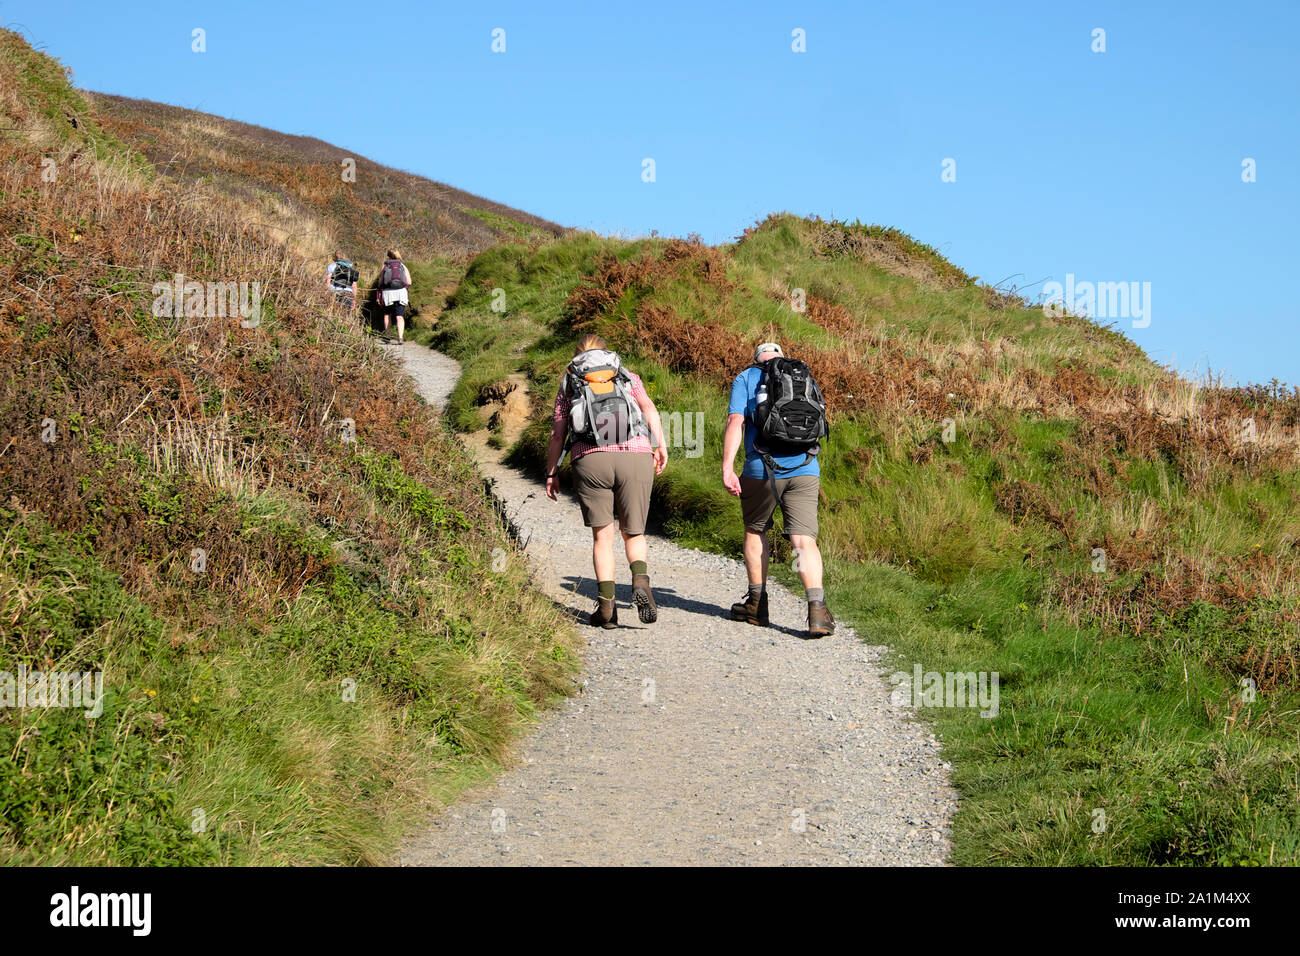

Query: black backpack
750,356,829,488
331,259,359,289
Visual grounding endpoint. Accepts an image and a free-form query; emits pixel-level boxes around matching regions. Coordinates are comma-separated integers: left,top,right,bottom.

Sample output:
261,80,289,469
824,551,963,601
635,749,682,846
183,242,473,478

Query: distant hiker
377,249,411,345
722,342,835,638
327,250,359,314
544,334,668,628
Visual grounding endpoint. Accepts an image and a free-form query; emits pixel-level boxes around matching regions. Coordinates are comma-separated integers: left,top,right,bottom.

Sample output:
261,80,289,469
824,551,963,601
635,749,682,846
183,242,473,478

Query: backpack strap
560,368,581,453
615,367,651,440
753,441,818,502
744,362,767,426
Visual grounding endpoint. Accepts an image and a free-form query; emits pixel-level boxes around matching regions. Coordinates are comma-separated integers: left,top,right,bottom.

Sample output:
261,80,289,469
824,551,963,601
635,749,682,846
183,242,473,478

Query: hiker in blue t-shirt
722,342,834,637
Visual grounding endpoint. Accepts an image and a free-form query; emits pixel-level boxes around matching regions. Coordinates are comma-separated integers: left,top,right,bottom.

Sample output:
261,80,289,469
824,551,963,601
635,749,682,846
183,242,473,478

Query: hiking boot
806,601,835,639
730,590,769,626
587,596,618,629
631,573,657,624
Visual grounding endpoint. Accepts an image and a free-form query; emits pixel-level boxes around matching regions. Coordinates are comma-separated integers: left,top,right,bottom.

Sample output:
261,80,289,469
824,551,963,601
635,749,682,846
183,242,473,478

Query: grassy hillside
0,29,577,864
436,218,1300,865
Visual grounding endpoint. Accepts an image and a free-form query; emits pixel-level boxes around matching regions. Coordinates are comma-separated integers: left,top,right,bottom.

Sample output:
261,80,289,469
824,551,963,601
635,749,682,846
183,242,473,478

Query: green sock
630,560,648,576
598,580,616,599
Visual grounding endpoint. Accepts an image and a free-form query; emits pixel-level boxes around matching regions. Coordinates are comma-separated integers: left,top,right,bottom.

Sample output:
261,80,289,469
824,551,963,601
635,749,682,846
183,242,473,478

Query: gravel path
393,340,462,412
395,342,956,865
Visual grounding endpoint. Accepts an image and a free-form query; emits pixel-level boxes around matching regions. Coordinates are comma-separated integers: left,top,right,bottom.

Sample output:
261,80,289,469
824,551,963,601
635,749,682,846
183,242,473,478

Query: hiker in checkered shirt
543,334,668,629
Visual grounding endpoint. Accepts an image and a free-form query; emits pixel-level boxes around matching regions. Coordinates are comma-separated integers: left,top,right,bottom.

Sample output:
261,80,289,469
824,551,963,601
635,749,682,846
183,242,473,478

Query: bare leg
788,533,823,590
622,530,647,567
592,523,617,582
742,529,770,587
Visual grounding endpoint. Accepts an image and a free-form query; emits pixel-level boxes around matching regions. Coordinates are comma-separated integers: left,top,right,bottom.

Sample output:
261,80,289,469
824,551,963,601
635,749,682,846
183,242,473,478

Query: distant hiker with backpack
376,249,411,345
327,250,359,314
544,334,669,629
722,342,835,638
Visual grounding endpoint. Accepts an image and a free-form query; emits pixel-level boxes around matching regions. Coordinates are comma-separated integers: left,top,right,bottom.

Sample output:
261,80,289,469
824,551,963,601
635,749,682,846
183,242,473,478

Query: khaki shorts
740,474,820,539
572,451,654,534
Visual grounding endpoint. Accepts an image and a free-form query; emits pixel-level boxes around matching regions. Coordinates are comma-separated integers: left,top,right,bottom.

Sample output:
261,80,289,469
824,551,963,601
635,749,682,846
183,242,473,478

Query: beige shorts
572,451,654,534
740,474,819,539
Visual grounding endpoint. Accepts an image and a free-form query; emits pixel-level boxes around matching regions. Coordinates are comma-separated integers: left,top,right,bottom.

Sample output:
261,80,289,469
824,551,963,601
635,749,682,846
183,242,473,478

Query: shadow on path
559,574,810,639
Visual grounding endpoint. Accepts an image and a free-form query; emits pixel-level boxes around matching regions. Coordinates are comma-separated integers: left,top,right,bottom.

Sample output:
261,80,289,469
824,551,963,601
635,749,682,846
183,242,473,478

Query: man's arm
722,412,745,496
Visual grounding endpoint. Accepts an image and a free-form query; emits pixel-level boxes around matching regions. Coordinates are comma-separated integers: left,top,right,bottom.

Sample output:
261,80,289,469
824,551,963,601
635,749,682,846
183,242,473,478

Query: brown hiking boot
806,601,835,638
730,590,769,626
632,573,658,624
587,596,618,629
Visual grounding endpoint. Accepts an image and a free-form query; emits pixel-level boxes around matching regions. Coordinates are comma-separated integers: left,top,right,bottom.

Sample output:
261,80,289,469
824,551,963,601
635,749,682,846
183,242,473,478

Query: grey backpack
564,349,648,448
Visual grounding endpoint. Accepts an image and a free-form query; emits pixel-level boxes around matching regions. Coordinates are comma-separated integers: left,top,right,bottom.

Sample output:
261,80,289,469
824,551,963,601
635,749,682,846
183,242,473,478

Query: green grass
728,214,1151,375
0,443,577,865
797,559,1299,865
460,207,552,243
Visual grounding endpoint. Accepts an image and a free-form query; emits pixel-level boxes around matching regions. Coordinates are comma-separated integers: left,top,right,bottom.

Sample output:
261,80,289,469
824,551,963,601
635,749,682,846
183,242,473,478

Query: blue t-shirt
728,366,820,480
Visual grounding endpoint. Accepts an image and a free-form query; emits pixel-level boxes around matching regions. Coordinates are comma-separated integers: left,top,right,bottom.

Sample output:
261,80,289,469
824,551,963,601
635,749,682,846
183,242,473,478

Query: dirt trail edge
396,343,956,865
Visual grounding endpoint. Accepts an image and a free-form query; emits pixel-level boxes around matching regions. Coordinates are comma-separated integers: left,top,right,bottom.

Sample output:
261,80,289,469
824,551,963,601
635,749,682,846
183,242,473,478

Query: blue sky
5,0,1297,385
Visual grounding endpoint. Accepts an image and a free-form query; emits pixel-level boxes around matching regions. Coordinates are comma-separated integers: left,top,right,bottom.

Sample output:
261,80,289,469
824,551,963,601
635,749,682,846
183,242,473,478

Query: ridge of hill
86,91,564,269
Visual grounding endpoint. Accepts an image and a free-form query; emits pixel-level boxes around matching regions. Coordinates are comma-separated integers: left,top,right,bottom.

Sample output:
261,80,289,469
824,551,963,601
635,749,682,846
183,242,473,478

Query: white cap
753,342,784,363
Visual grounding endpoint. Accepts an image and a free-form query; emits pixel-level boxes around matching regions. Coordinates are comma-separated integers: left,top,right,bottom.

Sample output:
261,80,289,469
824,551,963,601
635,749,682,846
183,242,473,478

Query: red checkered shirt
554,371,655,460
